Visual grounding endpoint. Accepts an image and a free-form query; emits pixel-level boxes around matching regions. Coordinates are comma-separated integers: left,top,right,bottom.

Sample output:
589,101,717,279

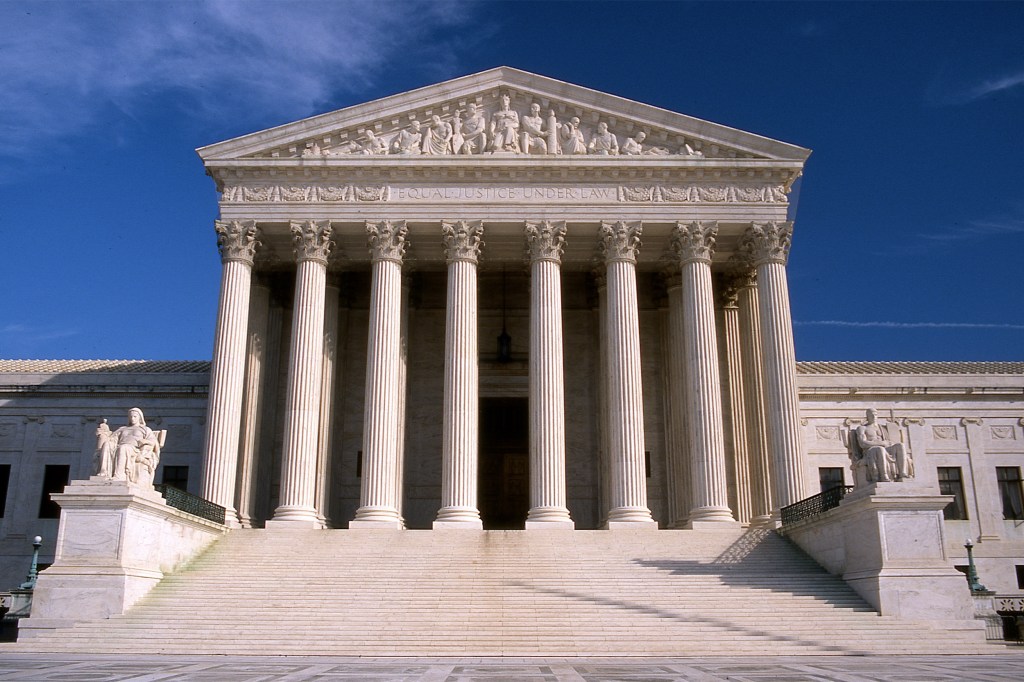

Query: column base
606,519,659,530
433,506,482,527
268,505,320,527
350,505,403,528
686,506,737,526
748,514,775,529
526,506,574,528
686,519,743,530
606,505,655,525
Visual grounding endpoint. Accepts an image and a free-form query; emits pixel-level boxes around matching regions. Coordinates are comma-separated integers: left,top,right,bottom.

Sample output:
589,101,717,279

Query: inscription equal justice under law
393,186,617,201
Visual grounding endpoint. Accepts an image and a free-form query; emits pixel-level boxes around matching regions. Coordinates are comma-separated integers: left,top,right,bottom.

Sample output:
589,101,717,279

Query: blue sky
1,1,1022,361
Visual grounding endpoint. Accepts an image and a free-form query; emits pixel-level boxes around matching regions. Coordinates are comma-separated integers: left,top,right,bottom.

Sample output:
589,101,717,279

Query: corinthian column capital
741,221,793,266
442,220,484,264
525,220,566,264
600,220,642,263
671,221,717,265
366,220,408,264
290,220,333,264
215,220,259,265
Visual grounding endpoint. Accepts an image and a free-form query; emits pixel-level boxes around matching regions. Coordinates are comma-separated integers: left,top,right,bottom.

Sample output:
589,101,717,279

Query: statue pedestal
783,481,977,625
18,479,226,638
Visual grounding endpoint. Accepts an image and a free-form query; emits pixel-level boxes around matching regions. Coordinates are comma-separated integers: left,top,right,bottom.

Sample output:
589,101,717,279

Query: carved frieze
991,425,1016,440
223,185,390,203
816,426,841,441
932,425,958,440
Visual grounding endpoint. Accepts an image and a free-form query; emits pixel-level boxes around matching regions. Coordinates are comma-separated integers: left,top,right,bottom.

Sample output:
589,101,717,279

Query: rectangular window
938,467,968,520
0,464,10,518
1016,565,1024,589
160,465,189,492
39,464,70,519
997,467,1024,521
819,467,845,493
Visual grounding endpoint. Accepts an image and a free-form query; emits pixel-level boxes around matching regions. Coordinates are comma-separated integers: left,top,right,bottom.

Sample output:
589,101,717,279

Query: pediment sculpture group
304,93,705,158
93,407,165,488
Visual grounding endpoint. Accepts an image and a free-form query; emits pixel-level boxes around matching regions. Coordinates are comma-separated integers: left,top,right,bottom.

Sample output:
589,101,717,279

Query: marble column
352,220,407,528
270,220,332,527
593,270,611,526
434,220,484,528
600,220,656,528
235,280,269,528
201,219,259,527
718,277,752,524
525,220,574,528
671,222,735,525
314,280,340,528
741,221,805,513
662,273,692,527
735,268,774,527
395,277,411,526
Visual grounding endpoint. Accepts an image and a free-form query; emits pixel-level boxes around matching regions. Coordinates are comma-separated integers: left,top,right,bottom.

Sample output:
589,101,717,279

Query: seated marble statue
391,120,423,155
851,408,914,483
622,131,670,156
588,122,619,155
520,103,548,154
459,103,487,154
423,115,453,155
95,407,164,487
559,116,586,155
360,130,389,155
489,93,521,152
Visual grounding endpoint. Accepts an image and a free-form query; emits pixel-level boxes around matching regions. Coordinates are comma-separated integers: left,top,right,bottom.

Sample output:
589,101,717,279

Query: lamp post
19,535,42,590
964,537,988,593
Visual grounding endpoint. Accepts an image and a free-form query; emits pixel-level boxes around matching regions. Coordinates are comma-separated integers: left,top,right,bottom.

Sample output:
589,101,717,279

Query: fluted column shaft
434,220,484,528
737,273,774,526
742,222,805,513
272,220,332,526
719,282,752,524
663,277,691,527
601,221,656,527
352,221,406,528
201,219,259,527
525,221,573,528
235,281,269,528
672,222,735,525
314,281,340,528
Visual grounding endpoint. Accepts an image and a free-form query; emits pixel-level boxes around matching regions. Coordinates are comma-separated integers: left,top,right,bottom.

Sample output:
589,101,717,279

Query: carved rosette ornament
525,220,566,264
366,220,408,264
290,220,333,265
215,220,259,265
741,221,794,266
442,220,484,264
671,221,717,265
600,220,642,264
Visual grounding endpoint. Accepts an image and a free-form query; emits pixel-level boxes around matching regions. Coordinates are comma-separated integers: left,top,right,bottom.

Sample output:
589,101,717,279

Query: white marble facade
1,68,1022,596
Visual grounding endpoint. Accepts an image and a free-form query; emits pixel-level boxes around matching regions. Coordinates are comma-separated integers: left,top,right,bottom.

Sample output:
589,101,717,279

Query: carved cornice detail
442,220,484,264
961,417,984,426
901,417,927,426
525,220,566,264
214,219,259,265
366,220,408,264
741,221,793,266
620,184,788,203
670,220,717,265
600,220,642,264
222,184,389,203
290,220,333,265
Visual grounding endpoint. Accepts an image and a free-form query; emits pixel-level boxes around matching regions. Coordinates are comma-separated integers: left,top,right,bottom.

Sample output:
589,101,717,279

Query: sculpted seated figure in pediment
622,131,670,156
459,103,488,154
588,122,619,155
489,93,521,152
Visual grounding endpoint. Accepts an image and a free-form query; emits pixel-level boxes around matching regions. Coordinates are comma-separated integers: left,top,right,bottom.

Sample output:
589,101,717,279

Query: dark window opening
1015,565,1024,590
39,464,70,519
997,467,1024,521
819,467,845,493
938,467,968,520
0,464,10,518
160,465,189,492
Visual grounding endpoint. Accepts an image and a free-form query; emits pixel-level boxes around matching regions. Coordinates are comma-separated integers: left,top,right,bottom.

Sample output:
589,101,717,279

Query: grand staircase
9,528,993,656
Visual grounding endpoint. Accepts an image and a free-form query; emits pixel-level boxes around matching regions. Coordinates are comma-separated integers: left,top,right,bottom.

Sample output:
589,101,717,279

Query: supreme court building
2,68,1023,608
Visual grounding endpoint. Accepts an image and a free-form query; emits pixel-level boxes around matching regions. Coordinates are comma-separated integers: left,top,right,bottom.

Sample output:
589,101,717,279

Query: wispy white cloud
928,67,1024,106
0,0,475,164
795,320,1024,331
918,212,1024,242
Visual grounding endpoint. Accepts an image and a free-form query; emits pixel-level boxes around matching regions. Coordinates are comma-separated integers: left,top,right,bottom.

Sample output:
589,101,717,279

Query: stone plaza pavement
1,654,1023,681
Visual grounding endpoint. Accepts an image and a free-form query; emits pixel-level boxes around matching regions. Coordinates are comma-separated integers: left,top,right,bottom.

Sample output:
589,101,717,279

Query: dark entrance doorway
479,397,529,529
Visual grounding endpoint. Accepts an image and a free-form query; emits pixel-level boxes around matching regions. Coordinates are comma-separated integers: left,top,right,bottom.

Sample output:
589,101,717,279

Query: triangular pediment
197,67,810,163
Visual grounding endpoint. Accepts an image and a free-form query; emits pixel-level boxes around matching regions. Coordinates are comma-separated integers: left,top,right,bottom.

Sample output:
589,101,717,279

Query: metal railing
155,485,227,525
780,485,854,527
